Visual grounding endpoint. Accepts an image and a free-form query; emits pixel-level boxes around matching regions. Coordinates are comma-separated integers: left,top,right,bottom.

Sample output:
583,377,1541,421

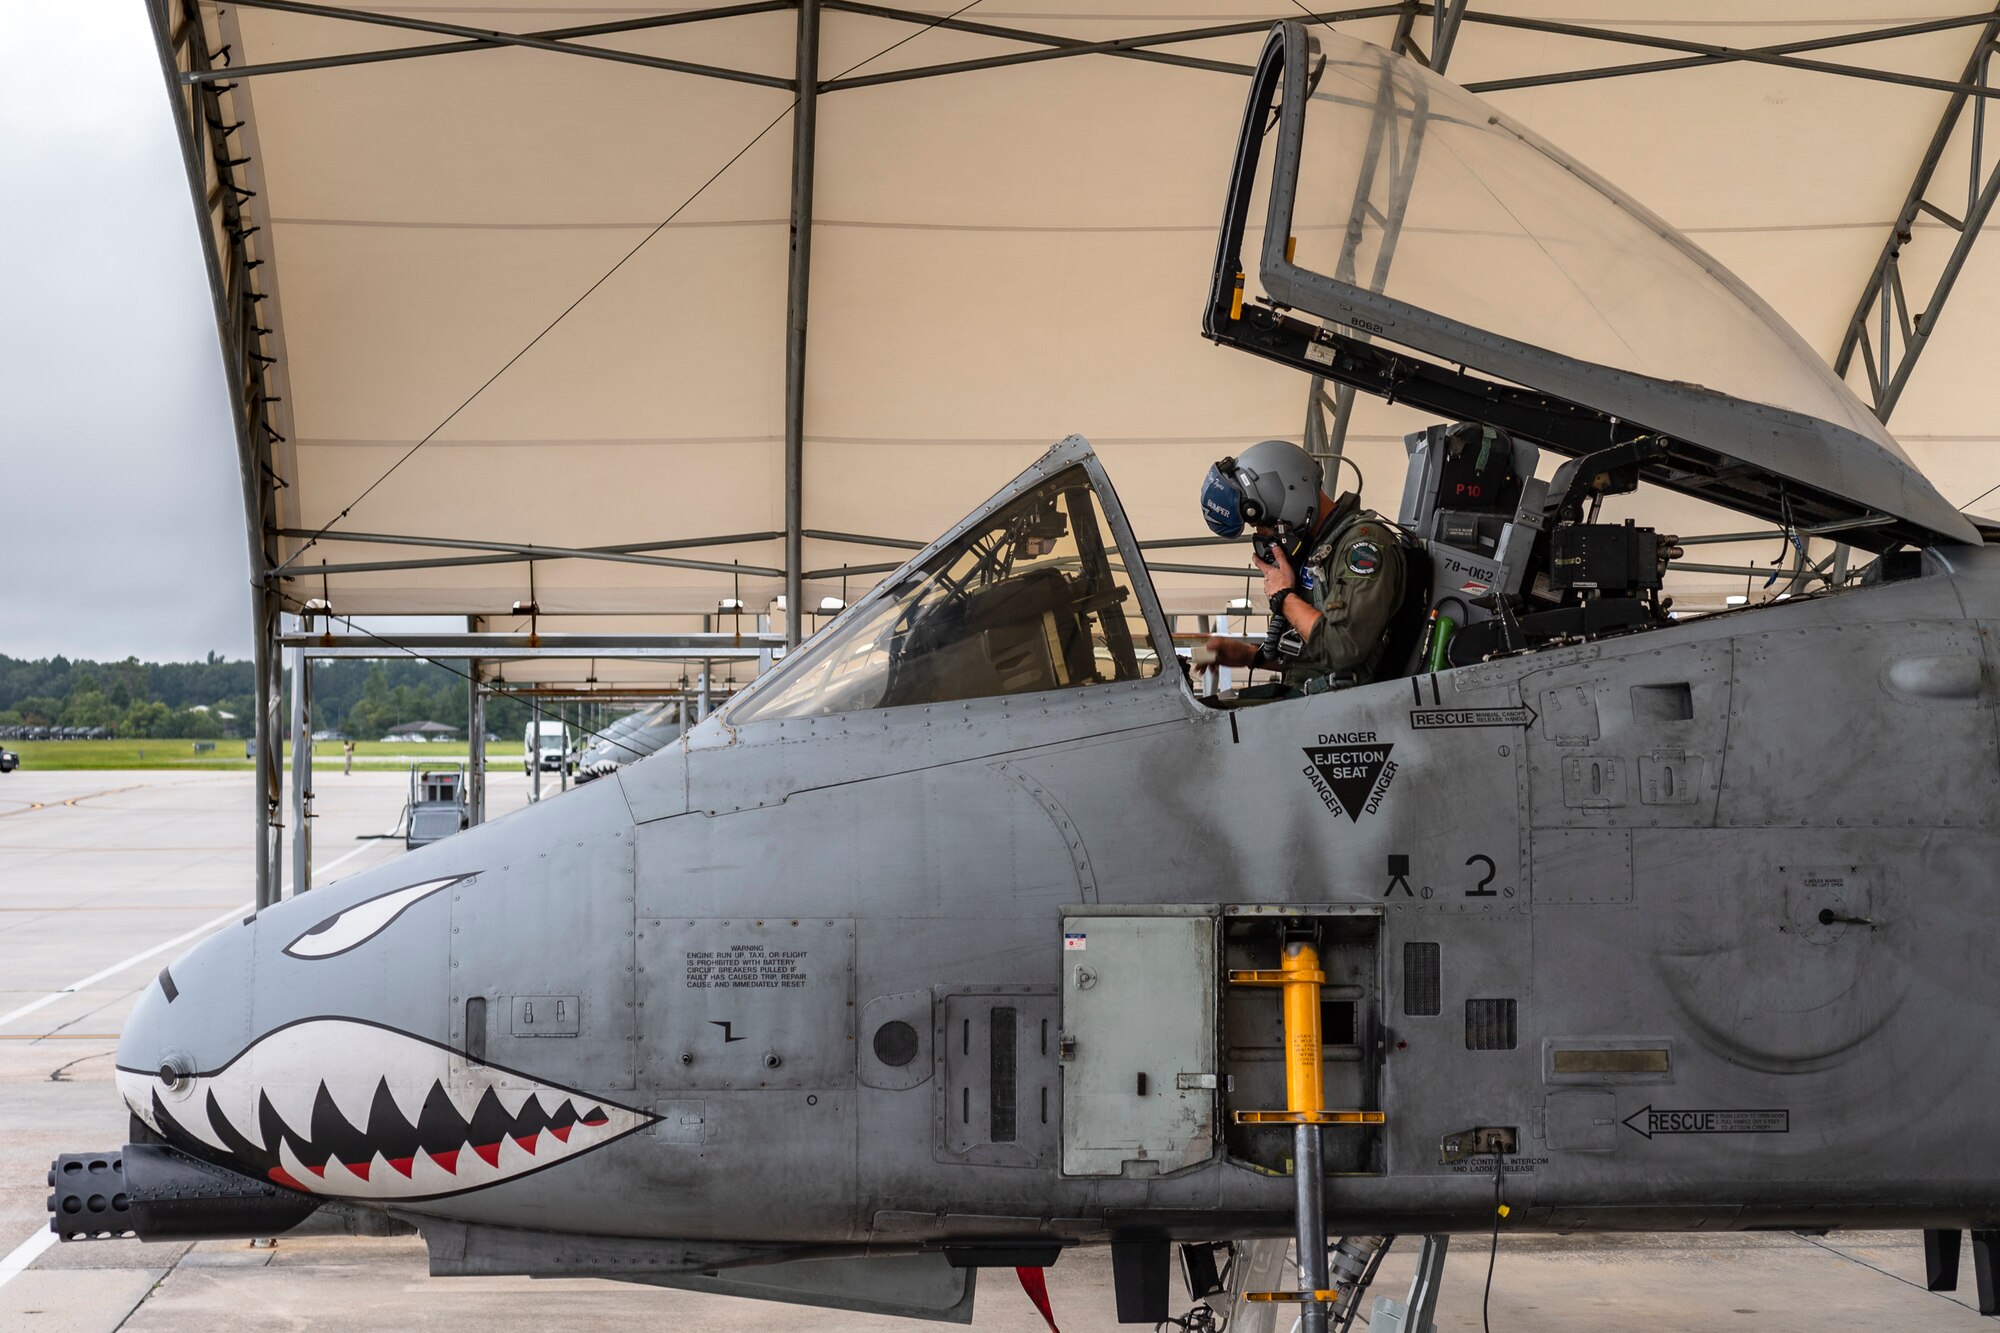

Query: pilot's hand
1253,542,1293,597
1201,636,1254,675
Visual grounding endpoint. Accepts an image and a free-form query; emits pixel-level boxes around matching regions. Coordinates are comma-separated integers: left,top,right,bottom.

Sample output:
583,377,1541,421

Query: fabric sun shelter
155,0,2000,657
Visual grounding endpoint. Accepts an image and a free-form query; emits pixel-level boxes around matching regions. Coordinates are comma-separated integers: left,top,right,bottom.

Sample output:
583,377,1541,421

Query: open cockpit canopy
1207,22,1980,551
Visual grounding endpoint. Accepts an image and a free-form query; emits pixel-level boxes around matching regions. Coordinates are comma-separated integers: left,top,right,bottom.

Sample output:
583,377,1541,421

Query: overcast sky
0,4,251,663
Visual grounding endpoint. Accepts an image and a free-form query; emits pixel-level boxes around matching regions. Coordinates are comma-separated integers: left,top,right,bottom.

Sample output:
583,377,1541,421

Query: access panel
1059,909,1218,1178
638,918,856,1091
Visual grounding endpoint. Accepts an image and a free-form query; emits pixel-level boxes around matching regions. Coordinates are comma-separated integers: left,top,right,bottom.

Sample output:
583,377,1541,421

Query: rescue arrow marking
1408,706,1538,730
1621,1105,1789,1140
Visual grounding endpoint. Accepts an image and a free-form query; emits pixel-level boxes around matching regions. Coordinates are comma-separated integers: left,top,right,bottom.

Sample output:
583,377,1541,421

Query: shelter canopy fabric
166,2,2000,684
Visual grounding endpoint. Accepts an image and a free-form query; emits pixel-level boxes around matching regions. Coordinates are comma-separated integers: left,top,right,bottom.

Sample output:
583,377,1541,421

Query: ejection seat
1391,422,1546,675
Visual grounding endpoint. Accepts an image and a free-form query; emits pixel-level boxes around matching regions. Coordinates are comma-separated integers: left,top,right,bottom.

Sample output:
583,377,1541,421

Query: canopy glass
728,464,1161,723
1225,23,1978,546
1285,34,1899,454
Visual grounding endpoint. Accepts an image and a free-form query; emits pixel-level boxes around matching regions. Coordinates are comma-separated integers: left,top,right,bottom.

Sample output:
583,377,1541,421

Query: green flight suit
1259,496,1406,691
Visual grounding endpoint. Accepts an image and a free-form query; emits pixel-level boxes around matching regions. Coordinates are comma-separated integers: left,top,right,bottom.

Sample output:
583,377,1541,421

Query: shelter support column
466,672,487,827
289,645,312,895
782,0,821,650
255,594,282,907
150,0,289,908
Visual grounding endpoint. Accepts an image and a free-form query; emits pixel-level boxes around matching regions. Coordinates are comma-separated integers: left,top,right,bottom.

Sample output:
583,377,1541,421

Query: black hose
1484,1154,1506,1332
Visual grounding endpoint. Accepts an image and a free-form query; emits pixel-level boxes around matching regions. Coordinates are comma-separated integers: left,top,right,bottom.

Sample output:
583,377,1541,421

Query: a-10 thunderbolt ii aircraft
49,19,2000,1330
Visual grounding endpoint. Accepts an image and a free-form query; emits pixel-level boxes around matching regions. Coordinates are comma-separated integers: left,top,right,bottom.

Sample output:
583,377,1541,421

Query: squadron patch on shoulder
1346,539,1382,576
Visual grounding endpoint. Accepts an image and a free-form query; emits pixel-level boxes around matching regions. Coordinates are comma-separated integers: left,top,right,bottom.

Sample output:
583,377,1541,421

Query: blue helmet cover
1200,463,1247,539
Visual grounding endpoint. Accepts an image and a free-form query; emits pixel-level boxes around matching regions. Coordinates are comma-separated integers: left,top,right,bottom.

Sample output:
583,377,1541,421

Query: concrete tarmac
0,769,1988,1330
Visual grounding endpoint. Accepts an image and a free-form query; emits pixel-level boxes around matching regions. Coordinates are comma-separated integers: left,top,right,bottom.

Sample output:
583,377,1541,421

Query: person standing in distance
1198,440,1405,693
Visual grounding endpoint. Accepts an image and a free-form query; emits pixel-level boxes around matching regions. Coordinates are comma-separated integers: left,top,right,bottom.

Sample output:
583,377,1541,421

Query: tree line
0,653,538,740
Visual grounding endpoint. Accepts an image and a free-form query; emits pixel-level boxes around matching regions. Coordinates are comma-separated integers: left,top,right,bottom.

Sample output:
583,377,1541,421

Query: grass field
2,738,529,771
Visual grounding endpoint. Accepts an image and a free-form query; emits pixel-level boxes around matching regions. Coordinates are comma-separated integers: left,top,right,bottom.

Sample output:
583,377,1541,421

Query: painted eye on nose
283,875,473,960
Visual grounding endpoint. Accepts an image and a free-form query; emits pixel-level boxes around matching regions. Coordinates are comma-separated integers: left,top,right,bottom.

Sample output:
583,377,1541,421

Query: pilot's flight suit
1256,494,1406,691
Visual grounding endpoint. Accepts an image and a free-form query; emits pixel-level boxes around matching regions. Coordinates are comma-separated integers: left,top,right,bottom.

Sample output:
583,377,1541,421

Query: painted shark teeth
122,1018,654,1201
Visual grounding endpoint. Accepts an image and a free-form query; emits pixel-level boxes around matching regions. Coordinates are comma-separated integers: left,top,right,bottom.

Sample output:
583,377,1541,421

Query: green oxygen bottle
1421,609,1457,672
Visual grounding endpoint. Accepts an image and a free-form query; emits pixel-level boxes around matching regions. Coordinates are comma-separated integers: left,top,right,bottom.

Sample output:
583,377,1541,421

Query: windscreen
728,467,1161,723
1279,32,1904,460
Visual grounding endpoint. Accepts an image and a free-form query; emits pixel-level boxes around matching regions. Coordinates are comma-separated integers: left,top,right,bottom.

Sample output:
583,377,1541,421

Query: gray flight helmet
1231,439,1324,535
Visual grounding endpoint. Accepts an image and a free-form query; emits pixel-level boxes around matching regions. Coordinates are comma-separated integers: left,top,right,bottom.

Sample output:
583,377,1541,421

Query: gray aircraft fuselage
110,449,2000,1266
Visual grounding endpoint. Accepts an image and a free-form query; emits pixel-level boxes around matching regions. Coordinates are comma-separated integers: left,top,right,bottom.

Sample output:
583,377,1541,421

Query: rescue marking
1385,854,1414,898
1303,734,1397,822
1063,932,1087,951
1409,706,1537,730
1622,1105,1789,1140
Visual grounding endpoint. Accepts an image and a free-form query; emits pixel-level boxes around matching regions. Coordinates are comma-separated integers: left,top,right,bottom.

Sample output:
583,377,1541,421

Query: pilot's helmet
1200,439,1324,540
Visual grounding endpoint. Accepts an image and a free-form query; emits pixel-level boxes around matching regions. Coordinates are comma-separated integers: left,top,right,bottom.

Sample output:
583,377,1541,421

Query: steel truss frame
150,0,2000,904
1836,5,2000,425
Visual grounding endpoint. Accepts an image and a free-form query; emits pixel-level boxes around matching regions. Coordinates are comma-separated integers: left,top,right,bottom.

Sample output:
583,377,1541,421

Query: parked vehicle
523,720,568,774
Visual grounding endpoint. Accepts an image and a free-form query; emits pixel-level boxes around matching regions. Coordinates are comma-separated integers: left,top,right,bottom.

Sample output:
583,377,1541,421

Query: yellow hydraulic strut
1229,939,1385,1331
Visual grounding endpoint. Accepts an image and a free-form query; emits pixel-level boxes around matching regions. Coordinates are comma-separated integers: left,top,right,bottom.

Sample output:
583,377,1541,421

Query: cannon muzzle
48,1143,320,1242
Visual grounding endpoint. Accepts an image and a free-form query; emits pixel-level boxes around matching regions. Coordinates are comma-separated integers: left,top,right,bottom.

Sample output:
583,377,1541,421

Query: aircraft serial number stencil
638,918,856,1091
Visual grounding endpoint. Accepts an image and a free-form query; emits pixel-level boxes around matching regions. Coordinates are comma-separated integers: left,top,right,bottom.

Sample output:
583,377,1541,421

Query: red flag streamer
1015,1265,1060,1332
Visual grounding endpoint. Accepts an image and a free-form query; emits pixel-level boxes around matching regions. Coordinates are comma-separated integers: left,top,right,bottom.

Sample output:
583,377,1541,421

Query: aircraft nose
114,974,169,1118
116,915,255,1128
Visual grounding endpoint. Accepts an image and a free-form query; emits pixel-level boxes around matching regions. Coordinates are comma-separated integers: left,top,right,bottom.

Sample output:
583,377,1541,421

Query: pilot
1198,439,1405,693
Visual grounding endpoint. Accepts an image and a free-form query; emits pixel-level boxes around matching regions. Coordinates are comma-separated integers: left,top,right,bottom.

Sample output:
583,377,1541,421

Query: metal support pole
532,715,543,804
1431,0,1469,71
251,596,280,908
264,602,287,903
149,3,288,908
466,677,486,826
782,0,821,650
1295,1123,1330,1333
698,666,712,721
559,701,570,793
289,645,312,895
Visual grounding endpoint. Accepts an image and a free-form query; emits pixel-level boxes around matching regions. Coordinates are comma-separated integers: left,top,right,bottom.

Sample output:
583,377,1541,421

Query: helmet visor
1200,461,1248,539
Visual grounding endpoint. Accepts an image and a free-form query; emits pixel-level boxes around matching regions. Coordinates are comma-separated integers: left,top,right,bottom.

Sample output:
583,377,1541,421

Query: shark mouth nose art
118,1019,655,1200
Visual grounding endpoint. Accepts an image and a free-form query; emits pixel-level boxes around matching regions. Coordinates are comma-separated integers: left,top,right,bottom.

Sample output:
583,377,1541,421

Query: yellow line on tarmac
0,1033,117,1040
0,905,243,911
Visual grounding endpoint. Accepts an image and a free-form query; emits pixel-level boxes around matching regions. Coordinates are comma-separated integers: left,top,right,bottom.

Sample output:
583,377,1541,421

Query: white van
524,720,568,774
